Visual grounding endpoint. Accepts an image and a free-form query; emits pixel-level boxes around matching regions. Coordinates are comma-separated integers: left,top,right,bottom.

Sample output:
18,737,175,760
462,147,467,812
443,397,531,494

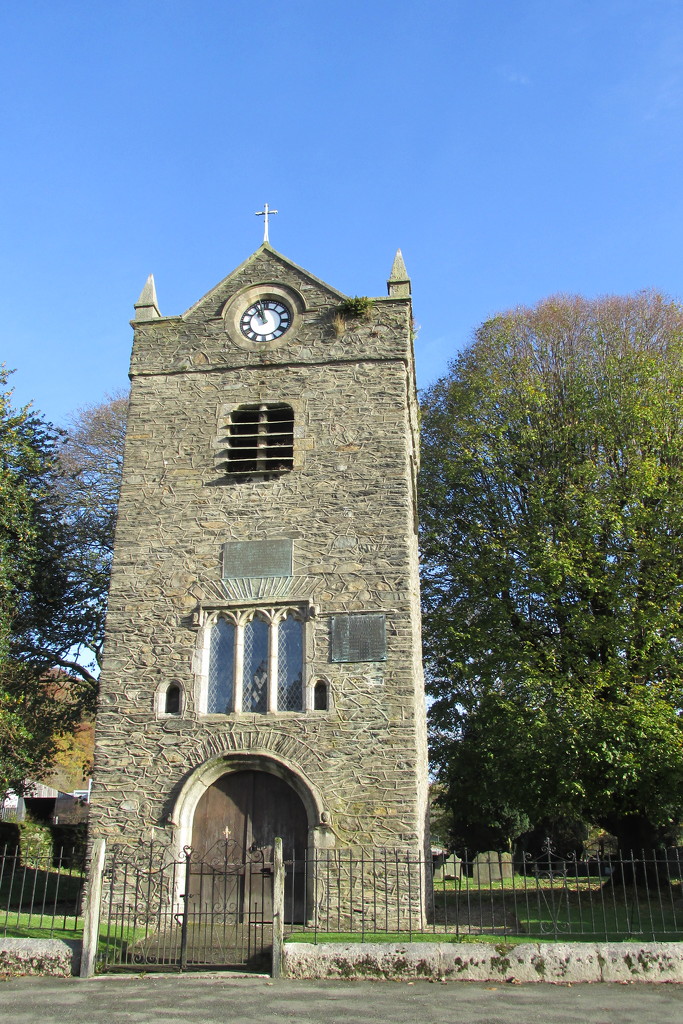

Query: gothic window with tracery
205,607,304,713
207,616,235,714
277,613,304,711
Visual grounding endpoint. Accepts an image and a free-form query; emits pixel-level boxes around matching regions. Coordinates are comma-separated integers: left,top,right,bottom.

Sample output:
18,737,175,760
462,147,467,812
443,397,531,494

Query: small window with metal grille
226,403,294,475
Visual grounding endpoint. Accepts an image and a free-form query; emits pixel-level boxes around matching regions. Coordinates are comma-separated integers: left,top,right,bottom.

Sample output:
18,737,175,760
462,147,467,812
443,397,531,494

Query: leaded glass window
277,613,303,711
207,617,235,713
203,606,306,714
242,615,269,713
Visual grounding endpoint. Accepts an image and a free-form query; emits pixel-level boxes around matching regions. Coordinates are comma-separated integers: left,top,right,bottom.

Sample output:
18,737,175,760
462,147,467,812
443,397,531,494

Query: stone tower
90,241,429,863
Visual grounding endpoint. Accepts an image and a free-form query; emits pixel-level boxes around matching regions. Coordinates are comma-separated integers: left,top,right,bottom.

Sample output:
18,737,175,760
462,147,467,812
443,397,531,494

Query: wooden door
191,770,308,921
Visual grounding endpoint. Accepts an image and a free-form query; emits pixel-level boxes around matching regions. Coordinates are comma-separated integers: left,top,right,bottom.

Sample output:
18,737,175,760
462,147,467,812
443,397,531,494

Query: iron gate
98,841,275,972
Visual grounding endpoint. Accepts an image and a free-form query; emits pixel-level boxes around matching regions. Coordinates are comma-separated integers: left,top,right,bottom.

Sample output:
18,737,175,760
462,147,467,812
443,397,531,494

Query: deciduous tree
0,371,84,794
10,392,127,685
0,370,54,662
420,292,683,854
0,382,127,796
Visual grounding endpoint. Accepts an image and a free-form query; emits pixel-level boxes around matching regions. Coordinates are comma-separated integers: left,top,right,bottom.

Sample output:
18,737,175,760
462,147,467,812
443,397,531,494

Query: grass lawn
1,913,82,941
1,861,84,913
1,860,85,940
285,929,682,944
285,874,683,944
3,869,681,949
431,875,683,942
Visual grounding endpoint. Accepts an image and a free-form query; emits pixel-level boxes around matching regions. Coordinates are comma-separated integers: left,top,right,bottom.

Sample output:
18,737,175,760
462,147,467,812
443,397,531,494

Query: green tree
0,381,126,797
420,292,683,854
0,370,84,794
0,663,84,799
10,391,127,685
0,370,52,661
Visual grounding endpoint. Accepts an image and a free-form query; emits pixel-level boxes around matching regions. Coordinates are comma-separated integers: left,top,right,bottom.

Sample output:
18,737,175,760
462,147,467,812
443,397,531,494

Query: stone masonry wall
90,245,428,860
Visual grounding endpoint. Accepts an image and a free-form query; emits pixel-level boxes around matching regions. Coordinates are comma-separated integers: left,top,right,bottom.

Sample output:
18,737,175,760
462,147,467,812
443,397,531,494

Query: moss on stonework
336,296,374,320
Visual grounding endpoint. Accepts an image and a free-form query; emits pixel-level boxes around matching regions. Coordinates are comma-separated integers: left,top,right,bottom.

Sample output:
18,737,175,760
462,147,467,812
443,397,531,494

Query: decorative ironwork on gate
98,839,274,972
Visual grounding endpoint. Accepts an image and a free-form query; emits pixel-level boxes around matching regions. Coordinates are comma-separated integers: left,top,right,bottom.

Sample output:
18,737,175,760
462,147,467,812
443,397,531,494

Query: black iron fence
98,841,275,972
0,843,85,938
288,846,683,943
3,840,682,955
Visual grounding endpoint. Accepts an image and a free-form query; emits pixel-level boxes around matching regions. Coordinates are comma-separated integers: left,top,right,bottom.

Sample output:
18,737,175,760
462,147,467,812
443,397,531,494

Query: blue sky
2,0,683,425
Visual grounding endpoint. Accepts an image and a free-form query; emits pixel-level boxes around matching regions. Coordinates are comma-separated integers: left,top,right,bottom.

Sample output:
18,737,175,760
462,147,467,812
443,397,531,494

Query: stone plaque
330,613,386,663
222,539,292,580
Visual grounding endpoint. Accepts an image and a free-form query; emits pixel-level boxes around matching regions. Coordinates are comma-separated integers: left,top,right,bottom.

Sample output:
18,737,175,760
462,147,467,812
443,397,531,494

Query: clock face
240,299,292,341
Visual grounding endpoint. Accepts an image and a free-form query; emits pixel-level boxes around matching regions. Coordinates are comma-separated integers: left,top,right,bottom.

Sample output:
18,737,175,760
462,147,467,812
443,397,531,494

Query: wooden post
80,837,106,978
272,837,284,978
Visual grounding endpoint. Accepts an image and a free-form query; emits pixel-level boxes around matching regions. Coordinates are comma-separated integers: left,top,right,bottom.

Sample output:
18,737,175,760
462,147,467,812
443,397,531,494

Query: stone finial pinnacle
134,274,161,320
389,249,408,281
387,249,411,297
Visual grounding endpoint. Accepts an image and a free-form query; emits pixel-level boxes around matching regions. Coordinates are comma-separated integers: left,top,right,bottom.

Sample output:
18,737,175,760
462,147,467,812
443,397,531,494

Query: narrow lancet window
243,615,269,712
314,680,328,711
277,613,303,711
208,617,235,713
164,683,181,715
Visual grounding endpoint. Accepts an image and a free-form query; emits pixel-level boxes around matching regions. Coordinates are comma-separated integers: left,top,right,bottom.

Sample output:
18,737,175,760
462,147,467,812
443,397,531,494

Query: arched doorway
191,769,309,861
190,768,309,924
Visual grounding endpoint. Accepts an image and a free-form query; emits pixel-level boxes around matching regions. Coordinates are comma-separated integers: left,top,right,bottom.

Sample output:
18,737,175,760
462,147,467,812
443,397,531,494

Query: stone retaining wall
0,938,80,977
282,940,683,983
3,936,682,981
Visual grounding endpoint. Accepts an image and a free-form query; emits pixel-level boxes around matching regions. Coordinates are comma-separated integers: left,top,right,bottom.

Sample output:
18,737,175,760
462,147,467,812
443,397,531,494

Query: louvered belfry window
226,403,294,474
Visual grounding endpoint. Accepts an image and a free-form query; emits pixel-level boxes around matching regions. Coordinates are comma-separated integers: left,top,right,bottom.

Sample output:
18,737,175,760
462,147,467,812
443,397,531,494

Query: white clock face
240,299,292,341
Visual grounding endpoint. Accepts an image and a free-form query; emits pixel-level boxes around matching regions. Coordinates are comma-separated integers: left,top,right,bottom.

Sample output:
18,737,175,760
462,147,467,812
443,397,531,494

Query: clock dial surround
223,282,305,351
240,299,292,342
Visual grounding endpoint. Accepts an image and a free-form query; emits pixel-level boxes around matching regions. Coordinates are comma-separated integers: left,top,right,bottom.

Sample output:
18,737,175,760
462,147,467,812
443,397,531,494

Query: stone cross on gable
255,203,278,243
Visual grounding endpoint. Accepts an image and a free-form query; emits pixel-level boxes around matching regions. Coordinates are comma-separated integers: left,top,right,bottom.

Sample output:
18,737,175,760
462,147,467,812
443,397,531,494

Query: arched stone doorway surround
170,749,331,858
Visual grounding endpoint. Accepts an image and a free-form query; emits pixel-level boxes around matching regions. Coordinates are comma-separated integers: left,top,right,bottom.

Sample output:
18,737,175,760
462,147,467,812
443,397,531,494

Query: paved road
1,974,682,1024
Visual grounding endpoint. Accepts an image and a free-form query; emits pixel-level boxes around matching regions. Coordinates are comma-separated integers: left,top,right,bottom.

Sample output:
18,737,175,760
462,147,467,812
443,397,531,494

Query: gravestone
433,853,462,883
473,851,513,885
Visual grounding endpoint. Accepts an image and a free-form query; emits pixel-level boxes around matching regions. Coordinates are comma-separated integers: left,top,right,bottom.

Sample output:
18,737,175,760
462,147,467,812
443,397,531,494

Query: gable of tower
128,244,414,380
180,244,347,322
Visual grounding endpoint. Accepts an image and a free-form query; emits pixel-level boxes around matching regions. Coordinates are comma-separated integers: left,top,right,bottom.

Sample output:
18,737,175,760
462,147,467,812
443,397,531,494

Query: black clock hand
256,301,267,323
